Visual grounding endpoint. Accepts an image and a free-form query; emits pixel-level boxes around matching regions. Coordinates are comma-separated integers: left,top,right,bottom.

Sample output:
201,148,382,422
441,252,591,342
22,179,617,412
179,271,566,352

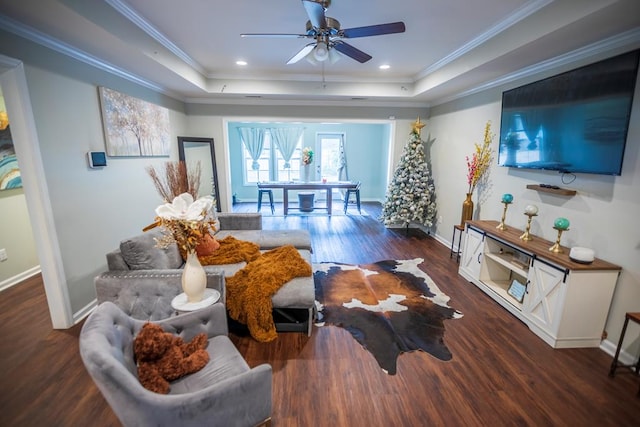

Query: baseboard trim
600,338,637,367
0,266,41,292
432,232,450,249
73,299,97,324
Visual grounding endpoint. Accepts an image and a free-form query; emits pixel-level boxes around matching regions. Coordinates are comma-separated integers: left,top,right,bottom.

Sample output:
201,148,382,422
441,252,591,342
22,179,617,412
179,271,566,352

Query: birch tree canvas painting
99,87,170,157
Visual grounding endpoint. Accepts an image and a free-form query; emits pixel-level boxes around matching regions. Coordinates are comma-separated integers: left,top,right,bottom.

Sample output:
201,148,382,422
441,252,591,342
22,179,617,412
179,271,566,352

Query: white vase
302,164,312,182
182,251,206,303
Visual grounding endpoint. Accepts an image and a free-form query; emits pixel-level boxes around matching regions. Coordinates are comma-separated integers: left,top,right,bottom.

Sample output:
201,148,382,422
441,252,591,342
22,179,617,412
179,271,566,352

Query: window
243,136,271,183
243,130,303,183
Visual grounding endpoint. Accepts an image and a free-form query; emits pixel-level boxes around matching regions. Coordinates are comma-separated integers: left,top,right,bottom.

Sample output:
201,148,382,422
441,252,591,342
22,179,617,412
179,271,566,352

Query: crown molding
432,27,640,106
209,70,415,85
105,0,206,75
0,53,22,69
415,0,554,80
3,6,636,108
185,96,430,109
0,15,165,93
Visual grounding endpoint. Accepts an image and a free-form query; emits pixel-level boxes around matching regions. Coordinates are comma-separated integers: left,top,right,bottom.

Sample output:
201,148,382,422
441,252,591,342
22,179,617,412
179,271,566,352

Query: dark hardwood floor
1,202,638,426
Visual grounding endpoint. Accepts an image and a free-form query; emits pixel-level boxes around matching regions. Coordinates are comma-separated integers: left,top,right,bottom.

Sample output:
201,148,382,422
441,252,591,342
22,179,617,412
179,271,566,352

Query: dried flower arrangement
154,193,218,255
465,121,494,195
146,161,201,202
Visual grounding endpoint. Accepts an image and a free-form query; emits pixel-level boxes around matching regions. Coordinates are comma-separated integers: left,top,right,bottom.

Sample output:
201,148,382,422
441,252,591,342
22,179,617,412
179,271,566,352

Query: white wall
184,116,228,208
427,72,640,358
21,65,188,314
0,189,39,289
0,92,39,289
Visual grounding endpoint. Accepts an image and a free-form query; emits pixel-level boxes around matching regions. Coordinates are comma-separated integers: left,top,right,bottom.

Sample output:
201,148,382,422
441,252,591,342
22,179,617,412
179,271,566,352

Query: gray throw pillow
119,229,183,270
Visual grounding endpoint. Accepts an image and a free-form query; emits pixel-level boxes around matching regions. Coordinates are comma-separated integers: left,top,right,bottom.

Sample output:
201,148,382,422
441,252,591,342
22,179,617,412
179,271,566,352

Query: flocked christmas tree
380,118,437,228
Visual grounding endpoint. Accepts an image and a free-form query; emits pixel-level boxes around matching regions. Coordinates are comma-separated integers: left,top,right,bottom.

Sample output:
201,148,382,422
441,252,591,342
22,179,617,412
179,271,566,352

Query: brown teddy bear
133,322,210,394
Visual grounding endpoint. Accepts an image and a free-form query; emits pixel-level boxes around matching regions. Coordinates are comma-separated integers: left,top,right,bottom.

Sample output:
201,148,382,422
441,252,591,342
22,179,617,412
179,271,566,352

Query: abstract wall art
0,109,21,190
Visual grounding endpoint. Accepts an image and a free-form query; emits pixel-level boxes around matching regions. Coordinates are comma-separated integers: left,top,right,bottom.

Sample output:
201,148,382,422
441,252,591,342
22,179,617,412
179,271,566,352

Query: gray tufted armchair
79,301,272,427
95,268,227,321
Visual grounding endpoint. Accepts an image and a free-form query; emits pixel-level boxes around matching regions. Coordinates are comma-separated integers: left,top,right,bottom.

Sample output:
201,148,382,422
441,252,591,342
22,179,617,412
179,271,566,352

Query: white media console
458,220,621,348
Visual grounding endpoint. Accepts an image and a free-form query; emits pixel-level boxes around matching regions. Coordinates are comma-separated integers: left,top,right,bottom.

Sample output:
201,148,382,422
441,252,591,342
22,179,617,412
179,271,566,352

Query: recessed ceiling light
379,64,390,70
236,60,247,66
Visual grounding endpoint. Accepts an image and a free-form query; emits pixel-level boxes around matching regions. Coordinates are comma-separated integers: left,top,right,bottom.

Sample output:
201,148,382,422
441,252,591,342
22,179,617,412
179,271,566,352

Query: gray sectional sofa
95,212,316,335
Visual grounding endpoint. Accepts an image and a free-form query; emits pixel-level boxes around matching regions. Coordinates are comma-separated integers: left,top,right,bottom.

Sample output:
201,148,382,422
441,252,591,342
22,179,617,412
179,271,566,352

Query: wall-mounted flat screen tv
498,49,639,176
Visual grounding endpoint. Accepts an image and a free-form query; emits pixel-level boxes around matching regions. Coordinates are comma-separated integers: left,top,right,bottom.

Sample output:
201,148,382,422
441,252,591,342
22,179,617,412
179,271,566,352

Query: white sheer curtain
337,137,348,181
237,127,266,170
270,127,304,168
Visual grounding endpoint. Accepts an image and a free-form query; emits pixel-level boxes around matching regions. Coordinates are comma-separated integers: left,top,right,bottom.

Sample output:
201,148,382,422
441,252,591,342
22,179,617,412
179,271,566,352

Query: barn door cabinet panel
458,220,621,349
523,258,569,345
458,224,484,282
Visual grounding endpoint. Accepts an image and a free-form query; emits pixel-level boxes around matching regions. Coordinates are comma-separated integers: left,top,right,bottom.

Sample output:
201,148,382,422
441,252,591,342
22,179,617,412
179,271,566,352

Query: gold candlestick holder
496,202,511,231
520,213,537,241
549,226,568,253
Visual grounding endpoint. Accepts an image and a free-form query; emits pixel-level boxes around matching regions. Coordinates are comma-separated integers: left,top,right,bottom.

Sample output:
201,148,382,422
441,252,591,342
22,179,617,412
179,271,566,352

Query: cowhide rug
314,258,462,375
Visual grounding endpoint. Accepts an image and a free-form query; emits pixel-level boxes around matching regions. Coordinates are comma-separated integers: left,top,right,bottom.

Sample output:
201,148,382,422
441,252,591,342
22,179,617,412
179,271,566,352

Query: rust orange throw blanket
198,236,261,265
225,245,312,342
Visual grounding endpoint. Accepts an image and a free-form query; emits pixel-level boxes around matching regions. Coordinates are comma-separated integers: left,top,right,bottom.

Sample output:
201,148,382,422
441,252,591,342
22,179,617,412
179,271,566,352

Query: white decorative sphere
524,204,539,215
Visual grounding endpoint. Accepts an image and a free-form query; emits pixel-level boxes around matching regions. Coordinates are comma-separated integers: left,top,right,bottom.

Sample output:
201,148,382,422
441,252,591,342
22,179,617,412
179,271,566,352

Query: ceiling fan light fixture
313,41,329,61
328,48,340,64
246,1,405,65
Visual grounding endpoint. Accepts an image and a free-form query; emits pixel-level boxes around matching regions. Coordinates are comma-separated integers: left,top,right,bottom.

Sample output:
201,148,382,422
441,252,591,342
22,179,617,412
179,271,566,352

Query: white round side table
171,288,220,312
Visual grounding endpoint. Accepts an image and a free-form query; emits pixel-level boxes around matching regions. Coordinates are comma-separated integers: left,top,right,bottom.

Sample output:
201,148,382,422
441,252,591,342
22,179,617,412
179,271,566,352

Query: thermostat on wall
87,151,107,168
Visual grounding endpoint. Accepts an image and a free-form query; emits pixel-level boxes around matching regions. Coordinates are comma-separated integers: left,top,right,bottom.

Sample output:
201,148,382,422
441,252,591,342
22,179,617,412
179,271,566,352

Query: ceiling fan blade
287,43,316,64
241,33,309,38
333,41,372,63
341,22,406,38
302,0,326,29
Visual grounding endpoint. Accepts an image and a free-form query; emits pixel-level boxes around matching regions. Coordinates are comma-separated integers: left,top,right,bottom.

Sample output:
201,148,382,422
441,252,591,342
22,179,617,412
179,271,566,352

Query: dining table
257,181,359,215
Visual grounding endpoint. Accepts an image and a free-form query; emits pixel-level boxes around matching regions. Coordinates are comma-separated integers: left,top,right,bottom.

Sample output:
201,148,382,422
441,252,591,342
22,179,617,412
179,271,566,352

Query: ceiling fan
240,0,406,65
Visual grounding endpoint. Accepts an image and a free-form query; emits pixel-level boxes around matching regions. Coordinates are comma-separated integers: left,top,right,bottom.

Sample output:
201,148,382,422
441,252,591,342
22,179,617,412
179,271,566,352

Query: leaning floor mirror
177,136,222,212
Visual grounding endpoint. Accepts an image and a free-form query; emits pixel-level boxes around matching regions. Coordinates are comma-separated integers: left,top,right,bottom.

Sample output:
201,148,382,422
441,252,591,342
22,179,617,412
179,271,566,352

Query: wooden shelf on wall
526,184,577,196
